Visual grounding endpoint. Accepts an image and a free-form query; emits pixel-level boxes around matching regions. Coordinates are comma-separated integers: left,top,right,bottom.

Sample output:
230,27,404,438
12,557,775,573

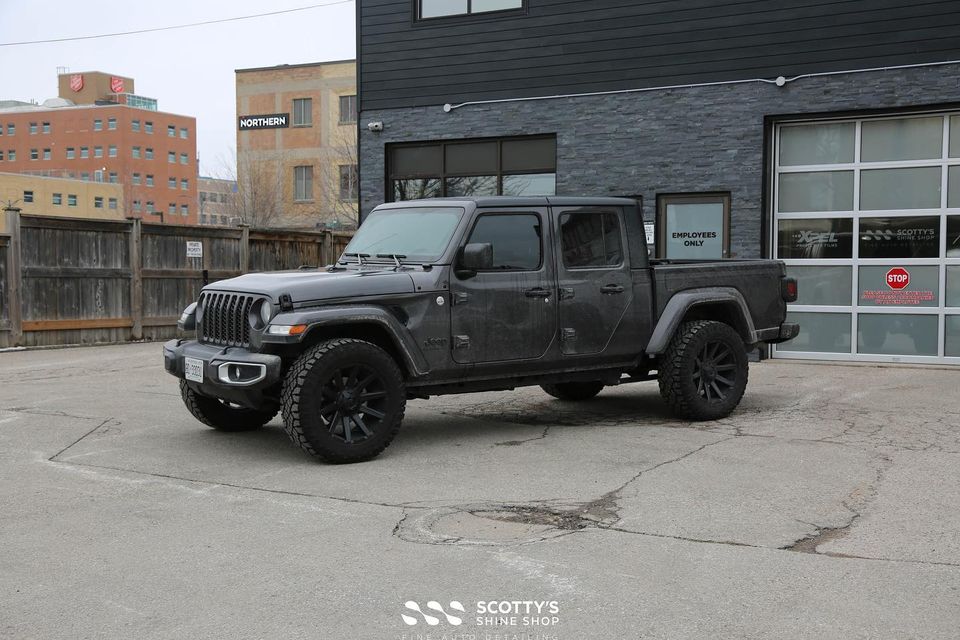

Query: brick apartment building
236,60,357,229
197,176,237,226
0,71,198,224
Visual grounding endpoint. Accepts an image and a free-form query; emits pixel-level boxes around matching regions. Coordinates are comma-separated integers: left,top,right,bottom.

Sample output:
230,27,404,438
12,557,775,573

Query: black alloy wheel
658,320,749,421
281,338,406,463
692,340,739,403
319,364,389,444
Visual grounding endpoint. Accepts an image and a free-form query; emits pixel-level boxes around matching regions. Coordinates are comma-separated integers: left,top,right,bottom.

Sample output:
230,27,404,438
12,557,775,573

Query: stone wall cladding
359,63,960,259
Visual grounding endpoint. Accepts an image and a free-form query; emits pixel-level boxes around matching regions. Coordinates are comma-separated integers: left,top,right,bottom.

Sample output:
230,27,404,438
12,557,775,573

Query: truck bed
649,259,789,338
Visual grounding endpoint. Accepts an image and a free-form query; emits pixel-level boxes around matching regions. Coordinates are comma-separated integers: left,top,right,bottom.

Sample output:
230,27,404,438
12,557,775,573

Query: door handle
600,284,625,295
525,287,551,298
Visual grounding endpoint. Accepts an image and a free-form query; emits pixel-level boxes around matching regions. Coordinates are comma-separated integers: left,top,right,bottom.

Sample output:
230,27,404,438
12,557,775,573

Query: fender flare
267,305,430,377
646,287,758,355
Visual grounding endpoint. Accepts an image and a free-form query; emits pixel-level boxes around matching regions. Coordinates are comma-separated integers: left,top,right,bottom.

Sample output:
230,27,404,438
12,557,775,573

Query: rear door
449,209,556,364
553,207,633,355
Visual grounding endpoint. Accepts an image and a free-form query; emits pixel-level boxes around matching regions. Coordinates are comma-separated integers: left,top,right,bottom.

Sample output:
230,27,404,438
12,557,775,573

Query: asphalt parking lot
1,343,959,639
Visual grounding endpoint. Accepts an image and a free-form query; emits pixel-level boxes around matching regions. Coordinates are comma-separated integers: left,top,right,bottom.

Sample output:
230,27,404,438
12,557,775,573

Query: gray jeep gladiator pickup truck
164,197,798,463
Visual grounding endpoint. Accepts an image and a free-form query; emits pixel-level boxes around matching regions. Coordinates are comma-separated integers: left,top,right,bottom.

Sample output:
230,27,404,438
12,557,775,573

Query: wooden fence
0,210,352,348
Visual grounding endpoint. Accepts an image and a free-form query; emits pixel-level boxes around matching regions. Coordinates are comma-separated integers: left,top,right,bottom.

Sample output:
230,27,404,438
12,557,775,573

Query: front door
450,209,556,364
554,207,633,355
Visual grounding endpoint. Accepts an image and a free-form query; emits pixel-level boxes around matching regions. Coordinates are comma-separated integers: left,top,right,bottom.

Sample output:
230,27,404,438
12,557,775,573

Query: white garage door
772,112,960,364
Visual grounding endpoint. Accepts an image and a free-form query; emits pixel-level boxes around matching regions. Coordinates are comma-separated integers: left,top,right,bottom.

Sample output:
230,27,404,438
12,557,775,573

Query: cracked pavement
1,343,960,638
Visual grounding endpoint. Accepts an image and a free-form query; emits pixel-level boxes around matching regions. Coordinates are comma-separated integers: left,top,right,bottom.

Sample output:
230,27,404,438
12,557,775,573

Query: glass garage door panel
779,122,855,165
858,266,939,307
860,168,942,210
778,171,853,212
782,312,852,353
946,317,960,357
786,266,852,306
857,314,939,357
948,267,960,307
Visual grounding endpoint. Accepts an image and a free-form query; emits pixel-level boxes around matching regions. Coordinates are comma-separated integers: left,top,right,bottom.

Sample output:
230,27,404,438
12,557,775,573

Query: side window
559,211,623,268
466,213,542,270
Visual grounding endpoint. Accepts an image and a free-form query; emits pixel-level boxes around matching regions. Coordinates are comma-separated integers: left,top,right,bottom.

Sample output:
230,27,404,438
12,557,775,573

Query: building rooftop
235,59,355,74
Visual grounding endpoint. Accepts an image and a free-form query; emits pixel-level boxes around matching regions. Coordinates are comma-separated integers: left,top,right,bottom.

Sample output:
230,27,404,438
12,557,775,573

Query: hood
204,268,416,303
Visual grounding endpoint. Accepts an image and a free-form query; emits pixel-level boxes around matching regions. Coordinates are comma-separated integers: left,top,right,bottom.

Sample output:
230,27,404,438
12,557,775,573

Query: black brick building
357,0,960,365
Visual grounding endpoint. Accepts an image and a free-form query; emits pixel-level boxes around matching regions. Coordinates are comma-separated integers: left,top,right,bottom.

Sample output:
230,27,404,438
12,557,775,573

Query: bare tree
314,125,359,230
215,149,285,228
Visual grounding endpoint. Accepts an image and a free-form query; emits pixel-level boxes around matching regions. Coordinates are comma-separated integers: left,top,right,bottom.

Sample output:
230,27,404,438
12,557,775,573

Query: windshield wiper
341,252,370,265
376,253,408,267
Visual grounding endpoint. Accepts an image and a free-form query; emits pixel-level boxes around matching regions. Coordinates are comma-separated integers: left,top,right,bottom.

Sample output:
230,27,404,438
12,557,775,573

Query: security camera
367,121,384,132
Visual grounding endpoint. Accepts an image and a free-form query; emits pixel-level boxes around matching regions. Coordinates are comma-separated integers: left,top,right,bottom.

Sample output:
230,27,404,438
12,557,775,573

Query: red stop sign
886,267,910,290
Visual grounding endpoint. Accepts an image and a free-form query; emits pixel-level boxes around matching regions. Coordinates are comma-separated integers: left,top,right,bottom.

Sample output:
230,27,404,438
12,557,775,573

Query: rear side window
466,213,542,270
559,211,623,267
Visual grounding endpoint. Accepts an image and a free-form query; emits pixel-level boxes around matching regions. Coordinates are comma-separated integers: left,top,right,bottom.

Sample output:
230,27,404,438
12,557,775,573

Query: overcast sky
0,0,356,176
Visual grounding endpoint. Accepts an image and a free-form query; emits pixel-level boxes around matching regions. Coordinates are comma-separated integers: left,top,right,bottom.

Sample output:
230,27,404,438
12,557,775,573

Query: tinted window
560,211,623,267
777,218,853,259
858,216,940,259
467,213,541,270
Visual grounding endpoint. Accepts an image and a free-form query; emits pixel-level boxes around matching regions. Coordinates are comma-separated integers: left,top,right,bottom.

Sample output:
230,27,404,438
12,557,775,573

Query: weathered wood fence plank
1,211,353,347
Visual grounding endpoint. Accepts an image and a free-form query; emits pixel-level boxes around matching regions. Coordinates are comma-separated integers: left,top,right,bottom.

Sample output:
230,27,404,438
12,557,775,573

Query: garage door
773,112,960,364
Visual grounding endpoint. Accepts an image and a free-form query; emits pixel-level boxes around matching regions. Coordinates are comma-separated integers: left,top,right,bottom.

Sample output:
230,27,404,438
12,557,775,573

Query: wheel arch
647,288,757,355
270,305,429,379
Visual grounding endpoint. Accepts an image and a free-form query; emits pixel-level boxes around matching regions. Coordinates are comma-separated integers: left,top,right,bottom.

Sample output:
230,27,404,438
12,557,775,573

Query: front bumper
163,339,283,409
756,322,800,344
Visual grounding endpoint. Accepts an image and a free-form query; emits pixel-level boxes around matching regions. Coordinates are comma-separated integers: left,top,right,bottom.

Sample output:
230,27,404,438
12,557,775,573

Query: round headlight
259,300,273,326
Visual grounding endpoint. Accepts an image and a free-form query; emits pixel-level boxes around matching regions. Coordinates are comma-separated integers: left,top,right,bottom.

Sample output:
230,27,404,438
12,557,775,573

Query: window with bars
339,164,358,200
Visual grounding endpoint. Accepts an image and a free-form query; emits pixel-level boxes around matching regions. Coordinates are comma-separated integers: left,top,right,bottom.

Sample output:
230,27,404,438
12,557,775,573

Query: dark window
293,98,312,126
389,136,555,201
339,164,358,200
560,212,623,268
949,216,960,258
52,193,62,205
777,218,853,259
94,197,104,209
419,0,523,19
23,190,34,203
859,216,940,259
466,213,542,271
339,95,357,124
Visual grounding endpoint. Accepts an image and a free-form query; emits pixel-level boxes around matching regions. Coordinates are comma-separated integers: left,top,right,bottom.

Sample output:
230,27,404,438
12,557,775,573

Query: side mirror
460,242,494,272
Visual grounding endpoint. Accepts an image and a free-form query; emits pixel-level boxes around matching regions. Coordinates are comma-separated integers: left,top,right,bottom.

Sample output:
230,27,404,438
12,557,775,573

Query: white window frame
772,110,960,365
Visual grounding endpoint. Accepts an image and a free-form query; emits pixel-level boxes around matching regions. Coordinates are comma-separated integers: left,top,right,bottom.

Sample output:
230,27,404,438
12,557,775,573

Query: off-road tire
541,381,605,401
658,320,749,421
179,379,277,432
281,338,406,464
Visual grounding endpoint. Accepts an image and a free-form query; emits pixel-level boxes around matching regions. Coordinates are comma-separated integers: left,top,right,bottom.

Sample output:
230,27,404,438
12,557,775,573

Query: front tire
541,381,605,401
281,338,406,463
179,380,277,432
658,320,749,421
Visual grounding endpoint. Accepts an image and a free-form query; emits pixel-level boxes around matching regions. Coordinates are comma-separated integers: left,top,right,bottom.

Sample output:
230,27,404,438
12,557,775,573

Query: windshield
342,207,464,262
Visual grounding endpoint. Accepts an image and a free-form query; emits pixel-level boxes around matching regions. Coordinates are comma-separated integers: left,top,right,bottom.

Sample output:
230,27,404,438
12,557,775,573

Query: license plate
184,357,204,383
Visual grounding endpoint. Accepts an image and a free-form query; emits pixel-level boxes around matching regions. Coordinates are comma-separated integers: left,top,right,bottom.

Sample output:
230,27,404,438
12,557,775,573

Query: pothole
395,504,598,547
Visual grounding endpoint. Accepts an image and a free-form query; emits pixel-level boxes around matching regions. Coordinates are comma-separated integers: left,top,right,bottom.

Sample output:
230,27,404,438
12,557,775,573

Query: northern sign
238,113,290,131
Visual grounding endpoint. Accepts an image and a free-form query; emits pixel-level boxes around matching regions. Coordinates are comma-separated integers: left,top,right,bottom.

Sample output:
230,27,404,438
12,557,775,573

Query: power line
0,1,354,47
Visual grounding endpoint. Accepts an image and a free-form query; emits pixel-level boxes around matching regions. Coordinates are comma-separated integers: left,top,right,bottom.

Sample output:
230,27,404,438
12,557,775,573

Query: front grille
198,292,255,348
